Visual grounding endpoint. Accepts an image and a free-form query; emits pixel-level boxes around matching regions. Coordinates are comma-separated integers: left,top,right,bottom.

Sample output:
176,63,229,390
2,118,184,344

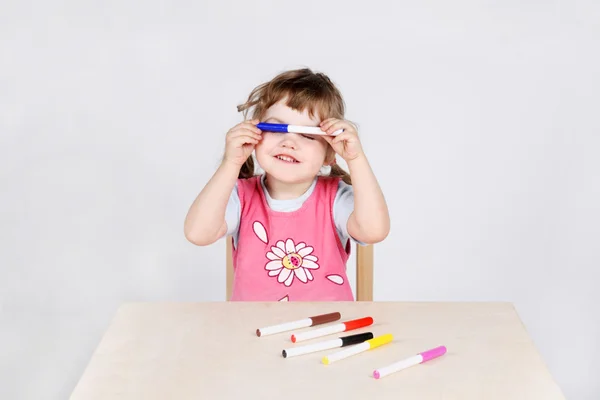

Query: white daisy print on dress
264,238,319,287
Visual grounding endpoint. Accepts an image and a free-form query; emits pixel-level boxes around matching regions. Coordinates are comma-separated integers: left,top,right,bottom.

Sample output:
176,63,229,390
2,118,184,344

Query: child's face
255,100,333,184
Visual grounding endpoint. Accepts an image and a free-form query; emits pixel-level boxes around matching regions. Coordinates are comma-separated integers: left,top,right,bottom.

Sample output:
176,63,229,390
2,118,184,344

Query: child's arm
346,155,390,243
321,119,390,244
184,119,262,245
184,161,240,245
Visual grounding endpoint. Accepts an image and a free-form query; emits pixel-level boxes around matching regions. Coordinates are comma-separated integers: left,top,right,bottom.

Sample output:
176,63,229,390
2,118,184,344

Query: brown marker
256,312,341,337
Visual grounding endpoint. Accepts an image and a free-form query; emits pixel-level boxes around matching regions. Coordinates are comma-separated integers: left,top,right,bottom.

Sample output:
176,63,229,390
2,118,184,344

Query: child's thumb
322,135,334,144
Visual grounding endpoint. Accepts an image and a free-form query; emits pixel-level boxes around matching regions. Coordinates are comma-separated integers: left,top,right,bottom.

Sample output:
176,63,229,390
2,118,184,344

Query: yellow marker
322,334,393,364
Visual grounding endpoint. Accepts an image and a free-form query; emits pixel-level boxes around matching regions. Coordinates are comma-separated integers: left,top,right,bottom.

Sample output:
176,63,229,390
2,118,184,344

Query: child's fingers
230,121,262,135
231,135,259,147
240,123,262,135
231,134,261,146
322,135,335,145
228,128,262,141
241,132,262,143
320,117,337,126
325,121,349,135
239,118,259,126
331,132,355,144
320,118,339,131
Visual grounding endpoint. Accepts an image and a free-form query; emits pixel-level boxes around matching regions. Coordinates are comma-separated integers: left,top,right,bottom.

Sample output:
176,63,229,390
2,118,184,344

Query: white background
1,1,598,399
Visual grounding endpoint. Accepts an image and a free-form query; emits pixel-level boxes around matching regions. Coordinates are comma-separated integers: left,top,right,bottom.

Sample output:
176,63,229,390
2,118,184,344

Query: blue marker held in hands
256,122,344,136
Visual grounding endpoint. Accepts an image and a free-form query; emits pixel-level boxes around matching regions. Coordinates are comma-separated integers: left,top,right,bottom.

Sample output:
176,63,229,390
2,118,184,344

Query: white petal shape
266,260,284,271
301,259,320,270
279,295,289,302
304,255,318,262
295,242,306,251
252,221,268,243
270,246,286,259
295,267,308,283
268,269,281,277
298,247,314,257
266,252,280,261
278,268,292,283
285,239,296,254
276,240,286,251
326,275,344,285
305,269,314,281
284,272,294,287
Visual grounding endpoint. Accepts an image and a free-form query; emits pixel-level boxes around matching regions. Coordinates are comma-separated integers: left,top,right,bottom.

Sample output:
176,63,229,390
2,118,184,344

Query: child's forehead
262,102,323,126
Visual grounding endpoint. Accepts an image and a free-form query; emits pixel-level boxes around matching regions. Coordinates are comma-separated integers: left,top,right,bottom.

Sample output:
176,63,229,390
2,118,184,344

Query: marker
373,345,447,379
322,333,393,365
282,332,374,358
256,122,344,136
291,317,373,343
256,312,341,337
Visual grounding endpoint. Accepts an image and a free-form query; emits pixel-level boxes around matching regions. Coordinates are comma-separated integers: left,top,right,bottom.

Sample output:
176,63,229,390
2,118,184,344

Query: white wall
1,1,598,399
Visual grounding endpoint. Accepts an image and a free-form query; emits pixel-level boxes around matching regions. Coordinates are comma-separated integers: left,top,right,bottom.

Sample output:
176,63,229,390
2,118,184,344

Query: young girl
184,68,389,301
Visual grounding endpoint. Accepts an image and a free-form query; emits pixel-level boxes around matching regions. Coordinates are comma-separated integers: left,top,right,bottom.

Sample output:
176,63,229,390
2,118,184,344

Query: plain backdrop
1,1,598,399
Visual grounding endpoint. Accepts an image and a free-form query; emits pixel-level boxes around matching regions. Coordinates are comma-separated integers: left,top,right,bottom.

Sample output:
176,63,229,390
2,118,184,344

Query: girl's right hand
223,119,262,166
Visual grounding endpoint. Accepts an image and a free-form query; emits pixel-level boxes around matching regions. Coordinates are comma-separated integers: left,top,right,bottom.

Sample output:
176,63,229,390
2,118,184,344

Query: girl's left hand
320,118,364,162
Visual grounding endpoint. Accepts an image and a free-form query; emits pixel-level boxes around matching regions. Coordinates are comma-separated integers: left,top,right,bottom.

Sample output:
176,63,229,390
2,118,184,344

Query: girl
184,68,389,301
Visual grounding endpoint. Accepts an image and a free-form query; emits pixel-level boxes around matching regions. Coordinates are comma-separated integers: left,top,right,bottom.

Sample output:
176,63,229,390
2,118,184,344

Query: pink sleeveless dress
230,176,354,301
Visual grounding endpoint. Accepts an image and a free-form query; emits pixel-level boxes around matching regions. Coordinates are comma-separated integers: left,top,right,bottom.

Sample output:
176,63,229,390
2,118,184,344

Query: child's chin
264,168,312,184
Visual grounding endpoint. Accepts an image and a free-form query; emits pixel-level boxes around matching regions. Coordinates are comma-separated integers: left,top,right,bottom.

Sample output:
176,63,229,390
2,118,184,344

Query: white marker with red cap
373,345,447,379
291,317,373,343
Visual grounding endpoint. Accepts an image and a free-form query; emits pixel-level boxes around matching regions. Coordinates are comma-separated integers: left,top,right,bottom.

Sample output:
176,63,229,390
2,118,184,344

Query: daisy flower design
264,239,319,287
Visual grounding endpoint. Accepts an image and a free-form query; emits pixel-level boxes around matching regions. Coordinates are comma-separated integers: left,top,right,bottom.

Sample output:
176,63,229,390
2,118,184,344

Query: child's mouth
275,155,300,163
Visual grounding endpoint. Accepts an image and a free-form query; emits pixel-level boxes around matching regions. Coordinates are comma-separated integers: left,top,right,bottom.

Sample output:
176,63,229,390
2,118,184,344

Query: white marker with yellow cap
322,333,393,365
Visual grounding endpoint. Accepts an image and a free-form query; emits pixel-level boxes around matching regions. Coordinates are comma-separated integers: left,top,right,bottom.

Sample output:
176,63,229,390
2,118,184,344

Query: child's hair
235,68,352,185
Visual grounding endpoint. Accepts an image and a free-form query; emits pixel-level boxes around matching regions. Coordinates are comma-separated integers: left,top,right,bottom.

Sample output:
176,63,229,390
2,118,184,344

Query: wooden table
70,302,565,399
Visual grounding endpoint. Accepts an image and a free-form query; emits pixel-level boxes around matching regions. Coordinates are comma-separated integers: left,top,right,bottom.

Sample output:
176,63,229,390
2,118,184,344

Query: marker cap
366,334,394,349
340,332,374,346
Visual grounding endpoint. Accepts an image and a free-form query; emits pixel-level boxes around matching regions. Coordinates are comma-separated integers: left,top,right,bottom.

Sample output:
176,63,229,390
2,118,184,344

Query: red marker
291,317,374,343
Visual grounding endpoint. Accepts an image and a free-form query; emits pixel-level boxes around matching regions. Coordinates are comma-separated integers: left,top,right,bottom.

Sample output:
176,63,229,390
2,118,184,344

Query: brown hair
235,68,352,184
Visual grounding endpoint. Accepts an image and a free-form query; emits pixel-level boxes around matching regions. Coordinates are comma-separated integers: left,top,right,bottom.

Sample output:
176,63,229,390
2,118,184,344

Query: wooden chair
226,238,374,301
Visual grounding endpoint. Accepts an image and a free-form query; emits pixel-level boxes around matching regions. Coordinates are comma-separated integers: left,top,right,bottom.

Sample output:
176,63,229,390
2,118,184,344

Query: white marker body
374,355,423,378
287,125,343,136
324,342,370,364
258,318,312,336
284,338,344,358
292,323,345,342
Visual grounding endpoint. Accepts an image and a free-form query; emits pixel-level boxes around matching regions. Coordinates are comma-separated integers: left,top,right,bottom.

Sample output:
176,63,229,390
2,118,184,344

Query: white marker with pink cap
373,345,447,379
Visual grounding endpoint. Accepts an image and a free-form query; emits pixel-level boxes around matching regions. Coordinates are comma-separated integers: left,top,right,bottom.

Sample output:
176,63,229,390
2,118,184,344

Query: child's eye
301,134,315,140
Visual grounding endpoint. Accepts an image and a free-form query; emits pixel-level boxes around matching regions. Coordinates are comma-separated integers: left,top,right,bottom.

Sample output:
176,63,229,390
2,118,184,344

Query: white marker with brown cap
256,312,341,337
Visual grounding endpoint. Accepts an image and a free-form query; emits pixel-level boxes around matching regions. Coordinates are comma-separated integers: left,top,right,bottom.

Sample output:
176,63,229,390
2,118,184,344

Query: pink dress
230,176,355,301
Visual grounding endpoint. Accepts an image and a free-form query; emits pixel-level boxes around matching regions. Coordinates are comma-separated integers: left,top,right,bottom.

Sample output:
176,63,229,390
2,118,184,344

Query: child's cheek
259,132,273,144
255,135,272,155
262,132,282,145
255,133,270,150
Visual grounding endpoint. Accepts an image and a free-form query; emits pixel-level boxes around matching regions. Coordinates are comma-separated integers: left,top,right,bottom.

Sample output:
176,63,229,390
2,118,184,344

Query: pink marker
373,345,447,379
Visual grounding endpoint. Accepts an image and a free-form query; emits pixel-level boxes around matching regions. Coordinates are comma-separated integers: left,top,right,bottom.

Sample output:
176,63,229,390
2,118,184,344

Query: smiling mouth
275,155,300,163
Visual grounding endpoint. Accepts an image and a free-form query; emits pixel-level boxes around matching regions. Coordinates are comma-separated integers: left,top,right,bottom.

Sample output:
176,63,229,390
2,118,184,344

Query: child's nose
280,135,298,149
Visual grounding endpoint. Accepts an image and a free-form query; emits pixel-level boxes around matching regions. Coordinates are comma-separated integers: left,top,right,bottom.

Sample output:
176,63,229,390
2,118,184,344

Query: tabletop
70,301,565,399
